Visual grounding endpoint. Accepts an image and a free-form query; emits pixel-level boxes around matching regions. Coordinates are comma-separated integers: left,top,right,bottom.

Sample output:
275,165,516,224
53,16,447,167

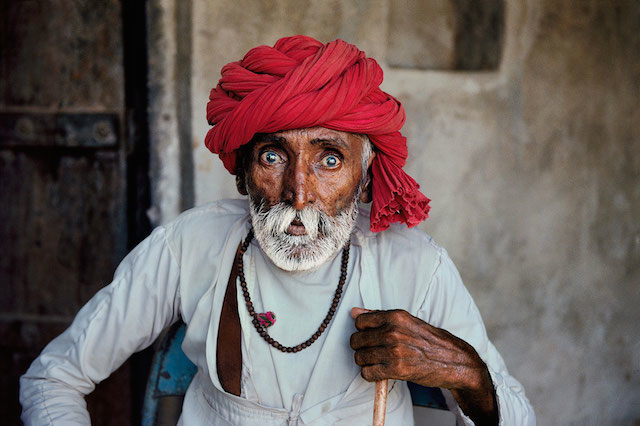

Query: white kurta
20,199,535,425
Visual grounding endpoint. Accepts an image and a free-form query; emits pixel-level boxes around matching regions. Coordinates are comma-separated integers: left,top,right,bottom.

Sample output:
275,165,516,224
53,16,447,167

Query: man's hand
349,307,498,425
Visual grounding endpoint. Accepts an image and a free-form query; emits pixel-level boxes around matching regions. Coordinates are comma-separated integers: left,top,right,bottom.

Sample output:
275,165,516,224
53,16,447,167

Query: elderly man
20,36,534,425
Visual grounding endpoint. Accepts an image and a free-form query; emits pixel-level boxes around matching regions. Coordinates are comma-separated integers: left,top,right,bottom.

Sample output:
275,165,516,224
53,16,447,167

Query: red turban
205,35,430,232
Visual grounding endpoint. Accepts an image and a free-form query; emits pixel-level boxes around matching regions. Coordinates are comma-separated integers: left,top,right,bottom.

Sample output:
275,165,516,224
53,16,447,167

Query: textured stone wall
151,0,640,423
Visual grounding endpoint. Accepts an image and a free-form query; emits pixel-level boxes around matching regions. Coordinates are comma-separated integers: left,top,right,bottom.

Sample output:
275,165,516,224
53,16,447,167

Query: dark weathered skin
237,127,372,226
350,307,498,425
237,126,498,425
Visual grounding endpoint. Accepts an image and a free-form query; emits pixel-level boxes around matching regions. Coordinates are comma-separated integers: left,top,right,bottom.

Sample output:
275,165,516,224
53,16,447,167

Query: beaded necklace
236,229,350,353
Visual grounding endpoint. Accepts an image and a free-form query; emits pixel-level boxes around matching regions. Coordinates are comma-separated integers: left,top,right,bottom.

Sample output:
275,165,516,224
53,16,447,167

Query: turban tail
205,35,430,232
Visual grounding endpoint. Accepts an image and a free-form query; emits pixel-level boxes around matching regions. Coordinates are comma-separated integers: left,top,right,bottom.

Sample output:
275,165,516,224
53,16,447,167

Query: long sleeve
417,248,536,426
19,226,182,425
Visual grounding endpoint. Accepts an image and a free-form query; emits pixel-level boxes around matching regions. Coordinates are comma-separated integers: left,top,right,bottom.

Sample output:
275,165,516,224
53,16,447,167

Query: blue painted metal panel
142,322,197,426
407,381,448,409
154,324,197,396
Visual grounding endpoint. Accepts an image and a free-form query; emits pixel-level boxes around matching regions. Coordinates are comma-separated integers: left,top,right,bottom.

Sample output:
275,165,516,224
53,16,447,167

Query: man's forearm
450,364,499,425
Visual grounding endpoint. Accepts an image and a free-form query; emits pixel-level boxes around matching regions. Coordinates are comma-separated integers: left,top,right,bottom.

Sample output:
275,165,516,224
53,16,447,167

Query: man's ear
359,172,372,203
236,171,248,195
359,151,375,203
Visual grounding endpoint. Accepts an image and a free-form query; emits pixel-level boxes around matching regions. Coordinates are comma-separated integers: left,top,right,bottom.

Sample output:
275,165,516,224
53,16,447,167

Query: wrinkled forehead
270,126,356,140
263,127,364,146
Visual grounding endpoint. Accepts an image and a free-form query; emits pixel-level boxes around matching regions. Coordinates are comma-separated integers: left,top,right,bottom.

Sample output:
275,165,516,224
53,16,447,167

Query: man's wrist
463,355,494,393
450,357,499,425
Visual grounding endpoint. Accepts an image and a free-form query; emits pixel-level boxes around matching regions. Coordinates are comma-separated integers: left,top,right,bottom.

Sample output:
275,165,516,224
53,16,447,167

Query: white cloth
20,199,535,425
238,240,360,411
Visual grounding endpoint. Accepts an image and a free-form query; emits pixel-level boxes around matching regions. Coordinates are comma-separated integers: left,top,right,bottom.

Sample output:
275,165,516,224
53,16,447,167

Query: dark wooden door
0,0,150,423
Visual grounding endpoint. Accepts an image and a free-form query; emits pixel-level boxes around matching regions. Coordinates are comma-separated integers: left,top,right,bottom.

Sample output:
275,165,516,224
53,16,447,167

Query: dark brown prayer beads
236,229,350,353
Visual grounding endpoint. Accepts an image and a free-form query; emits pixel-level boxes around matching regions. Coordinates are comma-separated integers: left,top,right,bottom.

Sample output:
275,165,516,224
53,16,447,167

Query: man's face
241,127,372,271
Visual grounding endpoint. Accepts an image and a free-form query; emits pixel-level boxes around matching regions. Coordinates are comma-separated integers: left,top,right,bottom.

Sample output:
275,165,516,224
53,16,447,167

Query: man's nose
284,163,316,210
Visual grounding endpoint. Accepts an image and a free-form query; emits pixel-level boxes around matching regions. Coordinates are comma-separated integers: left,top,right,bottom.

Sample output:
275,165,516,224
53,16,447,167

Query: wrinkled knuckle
389,343,403,358
392,360,409,379
361,367,374,382
399,310,414,326
389,310,402,322
386,327,403,343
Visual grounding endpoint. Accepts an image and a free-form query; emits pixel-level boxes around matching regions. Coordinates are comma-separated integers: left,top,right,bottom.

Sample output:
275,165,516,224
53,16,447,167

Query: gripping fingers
361,364,387,382
354,310,388,330
350,329,379,350
353,346,381,366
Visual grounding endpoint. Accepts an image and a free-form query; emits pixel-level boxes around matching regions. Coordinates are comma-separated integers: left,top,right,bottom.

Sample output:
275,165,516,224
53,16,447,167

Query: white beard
248,197,359,272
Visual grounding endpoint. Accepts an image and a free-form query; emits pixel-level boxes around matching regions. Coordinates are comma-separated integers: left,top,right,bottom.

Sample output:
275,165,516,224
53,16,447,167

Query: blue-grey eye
322,155,340,168
263,151,280,164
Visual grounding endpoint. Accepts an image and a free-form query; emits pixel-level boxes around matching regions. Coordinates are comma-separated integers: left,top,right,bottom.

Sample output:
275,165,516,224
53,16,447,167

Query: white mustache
253,202,330,241
248,197,359,271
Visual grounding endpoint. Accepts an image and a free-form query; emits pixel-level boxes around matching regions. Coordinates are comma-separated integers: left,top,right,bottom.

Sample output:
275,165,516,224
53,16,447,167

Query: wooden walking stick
373,379,388,426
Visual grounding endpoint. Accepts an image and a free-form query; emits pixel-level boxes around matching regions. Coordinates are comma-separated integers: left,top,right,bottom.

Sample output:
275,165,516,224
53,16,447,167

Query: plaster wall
150,1,640,423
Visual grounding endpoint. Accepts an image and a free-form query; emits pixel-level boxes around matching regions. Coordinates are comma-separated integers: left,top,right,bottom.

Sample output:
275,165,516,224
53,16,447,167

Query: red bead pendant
257,311,276,328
